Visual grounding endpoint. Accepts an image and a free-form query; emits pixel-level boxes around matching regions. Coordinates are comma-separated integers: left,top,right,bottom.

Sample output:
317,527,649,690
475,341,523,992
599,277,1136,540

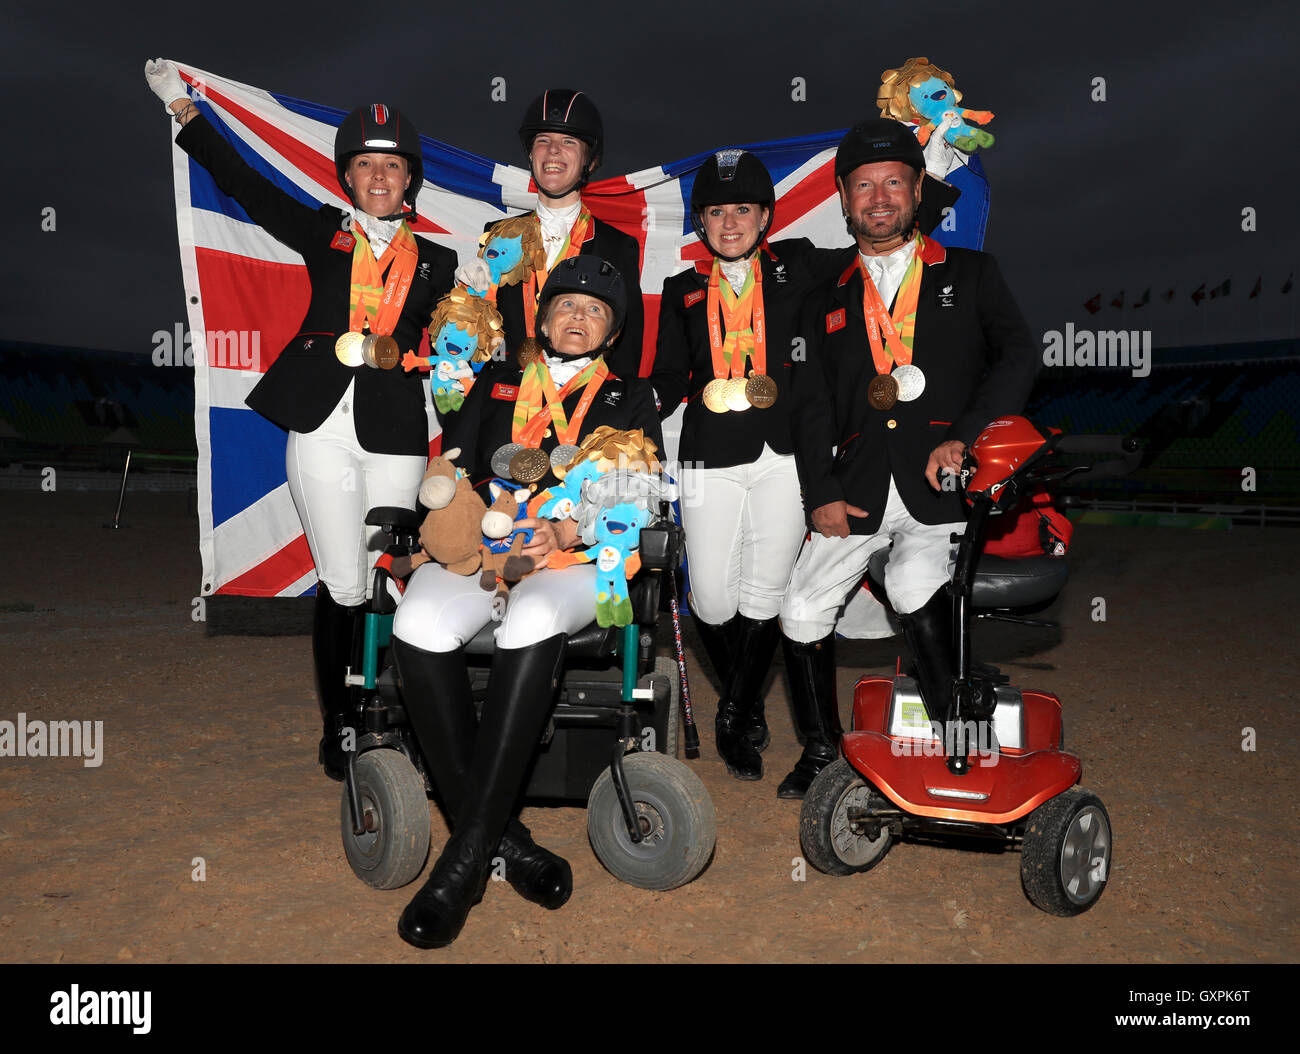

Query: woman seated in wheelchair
391,256,663,949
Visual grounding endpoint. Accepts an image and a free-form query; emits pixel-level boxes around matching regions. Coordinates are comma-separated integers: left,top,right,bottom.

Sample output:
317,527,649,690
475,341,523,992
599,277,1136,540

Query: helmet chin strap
864,232,908,254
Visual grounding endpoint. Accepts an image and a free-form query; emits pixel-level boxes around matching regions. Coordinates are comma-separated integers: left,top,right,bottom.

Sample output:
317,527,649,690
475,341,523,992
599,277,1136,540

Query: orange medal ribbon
347,222,419,335
512,357,610,447
522,209,593,338
705,255,766,380
859,234,925,376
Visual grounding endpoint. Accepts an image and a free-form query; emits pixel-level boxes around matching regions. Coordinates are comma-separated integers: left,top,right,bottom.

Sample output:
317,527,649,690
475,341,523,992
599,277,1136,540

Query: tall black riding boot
695,613,769,752
896,586,956,731
313,583,363,782
397,634,568,949
714,616,780,779
776,632,844,799
392,638,572,912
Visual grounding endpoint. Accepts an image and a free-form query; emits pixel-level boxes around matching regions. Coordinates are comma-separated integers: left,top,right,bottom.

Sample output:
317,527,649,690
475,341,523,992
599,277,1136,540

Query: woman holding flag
389,256,662,949
650,150,850,793
144,60,457,782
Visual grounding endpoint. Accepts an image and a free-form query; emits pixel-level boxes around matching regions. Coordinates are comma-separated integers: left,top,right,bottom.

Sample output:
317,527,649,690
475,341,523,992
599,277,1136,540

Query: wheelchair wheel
649,655,680,759
799,758,893,876
1020,786,1111,916
341,749,431,890
587,752,715,890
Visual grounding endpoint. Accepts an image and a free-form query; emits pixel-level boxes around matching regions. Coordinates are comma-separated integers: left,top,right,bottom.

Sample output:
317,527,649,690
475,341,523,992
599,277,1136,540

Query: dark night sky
2,0,1296,356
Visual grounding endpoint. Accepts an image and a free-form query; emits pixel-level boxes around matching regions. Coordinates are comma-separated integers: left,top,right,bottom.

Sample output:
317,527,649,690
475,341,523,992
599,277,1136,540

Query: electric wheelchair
337,503,716,894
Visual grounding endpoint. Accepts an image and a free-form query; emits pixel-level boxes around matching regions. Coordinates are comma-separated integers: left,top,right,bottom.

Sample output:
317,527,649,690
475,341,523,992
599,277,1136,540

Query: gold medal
745,371,777,409
509,447,551,484
868,374,899,410
723,378,751,412
702,379,730,413
335,331,365,368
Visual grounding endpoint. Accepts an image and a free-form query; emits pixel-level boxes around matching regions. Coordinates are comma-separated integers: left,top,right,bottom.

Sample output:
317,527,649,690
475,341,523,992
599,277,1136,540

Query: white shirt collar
859,239,916,306
542,349,593,387
719,255,753,295
353,211,402,259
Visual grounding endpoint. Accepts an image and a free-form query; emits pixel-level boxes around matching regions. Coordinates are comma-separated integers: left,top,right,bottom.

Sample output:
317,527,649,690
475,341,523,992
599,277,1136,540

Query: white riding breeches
678,445,806,624
394,560,599,652
286,381,427,607
780,477,964,644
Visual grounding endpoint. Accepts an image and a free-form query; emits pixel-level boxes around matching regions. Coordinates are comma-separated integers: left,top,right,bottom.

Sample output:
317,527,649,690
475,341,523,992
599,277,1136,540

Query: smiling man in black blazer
779,118,1038,797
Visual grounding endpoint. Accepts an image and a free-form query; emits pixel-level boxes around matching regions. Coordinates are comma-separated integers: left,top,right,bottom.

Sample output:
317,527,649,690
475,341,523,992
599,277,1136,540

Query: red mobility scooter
799,417,1140,915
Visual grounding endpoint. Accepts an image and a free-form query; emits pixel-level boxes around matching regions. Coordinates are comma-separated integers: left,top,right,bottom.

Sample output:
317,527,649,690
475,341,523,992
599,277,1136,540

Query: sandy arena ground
0,489,1296,963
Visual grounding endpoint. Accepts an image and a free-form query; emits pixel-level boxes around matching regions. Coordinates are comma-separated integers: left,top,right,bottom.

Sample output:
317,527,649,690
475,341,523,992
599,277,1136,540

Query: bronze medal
892,364,925,402
516,337,543,367
702,378,730,413
868,374,899,410
335,331,365,368
745,371,778,409
723,378,751,412
509,447,551,485
369,335,400,370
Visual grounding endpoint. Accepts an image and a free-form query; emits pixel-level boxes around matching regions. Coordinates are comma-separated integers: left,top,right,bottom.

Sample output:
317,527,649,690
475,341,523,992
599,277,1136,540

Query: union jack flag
165,62,990,598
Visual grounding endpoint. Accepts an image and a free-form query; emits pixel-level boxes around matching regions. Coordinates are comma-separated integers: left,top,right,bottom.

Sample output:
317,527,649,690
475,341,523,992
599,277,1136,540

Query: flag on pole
1132,288,1150,308
1209,278,1231,299
165,62,993,597
1083,292,1101,315
1191,283,1206,305
1249,275,1262,299
1161,285,1176,303
1110,290,1124,309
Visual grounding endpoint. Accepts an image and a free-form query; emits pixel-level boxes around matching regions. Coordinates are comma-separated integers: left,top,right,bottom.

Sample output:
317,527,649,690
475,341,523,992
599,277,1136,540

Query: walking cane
668,568,700,758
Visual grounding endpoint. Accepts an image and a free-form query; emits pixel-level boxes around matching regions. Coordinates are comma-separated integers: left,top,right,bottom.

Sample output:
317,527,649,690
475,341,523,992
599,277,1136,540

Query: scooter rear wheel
1020,786,1111,915
800,758,893,876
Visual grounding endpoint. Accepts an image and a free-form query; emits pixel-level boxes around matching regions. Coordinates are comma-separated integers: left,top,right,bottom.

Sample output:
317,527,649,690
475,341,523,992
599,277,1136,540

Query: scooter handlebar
1053,434,1140,455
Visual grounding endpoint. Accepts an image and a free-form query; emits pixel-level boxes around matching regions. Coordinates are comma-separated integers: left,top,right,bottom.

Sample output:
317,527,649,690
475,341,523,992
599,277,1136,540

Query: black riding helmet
536,256,626,350
690,149,775,262
334,103,424,220
834,117,925,180
518,89,604,197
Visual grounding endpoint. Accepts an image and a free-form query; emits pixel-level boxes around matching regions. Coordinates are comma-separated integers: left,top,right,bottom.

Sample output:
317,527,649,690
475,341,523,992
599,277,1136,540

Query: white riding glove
144,58,189,112
455,257,493,296
923,112,963,178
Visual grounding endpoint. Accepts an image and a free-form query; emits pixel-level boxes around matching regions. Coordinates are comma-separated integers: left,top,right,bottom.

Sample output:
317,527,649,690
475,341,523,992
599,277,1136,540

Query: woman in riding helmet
391,256,662,949
144,60,458,781
651,149,851,797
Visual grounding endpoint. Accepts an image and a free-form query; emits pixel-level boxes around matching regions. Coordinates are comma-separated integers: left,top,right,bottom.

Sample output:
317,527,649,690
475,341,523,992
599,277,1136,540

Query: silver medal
491,443,524,479
892,364,926,402
550,444,582,469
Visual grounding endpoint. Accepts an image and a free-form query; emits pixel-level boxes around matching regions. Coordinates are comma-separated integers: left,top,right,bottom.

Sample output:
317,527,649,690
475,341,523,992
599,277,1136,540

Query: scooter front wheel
1020,785,1111,916
800,758,893,876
